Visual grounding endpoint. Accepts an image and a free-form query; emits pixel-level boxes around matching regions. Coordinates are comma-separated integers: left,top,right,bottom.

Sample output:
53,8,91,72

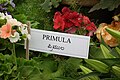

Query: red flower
86,22,97,31
82,16,91,25
53,7,97,36
53,15,65,31
86,22,97,36
69,12,82,27
62,12,74,28
62,11,82,28
54,12,62,19
62,7,71,14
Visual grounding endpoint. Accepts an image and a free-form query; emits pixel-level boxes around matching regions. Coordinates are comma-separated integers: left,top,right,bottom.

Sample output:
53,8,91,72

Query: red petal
54,12,62,19
62,7,71,14
53,25,60,30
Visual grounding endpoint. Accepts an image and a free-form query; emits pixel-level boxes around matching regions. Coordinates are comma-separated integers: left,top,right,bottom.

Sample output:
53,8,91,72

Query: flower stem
12,43,17,65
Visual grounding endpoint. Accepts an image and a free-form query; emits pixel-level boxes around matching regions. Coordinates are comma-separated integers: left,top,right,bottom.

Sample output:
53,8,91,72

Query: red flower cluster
53,7,97,36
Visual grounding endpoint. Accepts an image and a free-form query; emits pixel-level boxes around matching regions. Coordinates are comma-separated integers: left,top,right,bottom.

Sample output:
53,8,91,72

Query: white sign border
28,29,90,59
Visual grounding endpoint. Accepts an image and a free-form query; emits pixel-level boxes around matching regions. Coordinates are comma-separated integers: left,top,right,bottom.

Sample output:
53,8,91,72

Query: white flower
19,25,28,35
7,18,22,26
5,13,22,26
19,25,31,40
0,12,5,19
5,13,12,20
9,32,20,43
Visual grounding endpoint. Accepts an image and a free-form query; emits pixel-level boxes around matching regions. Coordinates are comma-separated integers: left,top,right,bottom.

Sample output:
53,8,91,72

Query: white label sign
29,29,90,59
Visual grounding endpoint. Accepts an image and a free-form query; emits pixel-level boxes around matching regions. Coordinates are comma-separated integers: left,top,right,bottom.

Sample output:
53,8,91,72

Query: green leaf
41,0,61,12
112,66,120,78
100,44,115,58
0,19,6,26
111,48,120,58
0,0,7,4
77,71,100,80
0,72,3,76
80,65,93,74
62,58,83,79
115,47,120,56
18,66,43,80
51,64,64,79
39,60,58,73
40,0,52,12
14,14,27,23
106,28,120,40
100,58,120,67
66,58,83,69
0,53,4,61
89,46,104,58
31,21,40,29
1,63,13,75
89,0,120,13
18,66,34,79
85,59,109,73
27,67,43,80
51,0,61,8
0,46,6,51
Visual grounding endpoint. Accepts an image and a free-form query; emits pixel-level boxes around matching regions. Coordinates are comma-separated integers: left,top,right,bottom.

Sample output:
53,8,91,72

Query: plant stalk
12,43,17,65
26,21,31,60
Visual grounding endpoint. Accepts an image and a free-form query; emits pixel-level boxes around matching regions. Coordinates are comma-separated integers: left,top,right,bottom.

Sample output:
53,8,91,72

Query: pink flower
65,27,77,34
0,23,12,39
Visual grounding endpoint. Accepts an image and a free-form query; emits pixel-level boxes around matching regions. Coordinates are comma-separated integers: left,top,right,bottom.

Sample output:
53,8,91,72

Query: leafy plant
41,0,62,12
100,44,115,58
0,54,18,79
79,65,100,80
89,0,120,13
13,0,54,30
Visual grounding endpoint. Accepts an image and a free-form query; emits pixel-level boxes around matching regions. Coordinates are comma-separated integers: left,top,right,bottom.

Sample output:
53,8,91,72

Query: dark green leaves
18,66,42,80
40,0,52,12
89,0,120,12
100,44,115,58
85,59,109,73
41,0,62,12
